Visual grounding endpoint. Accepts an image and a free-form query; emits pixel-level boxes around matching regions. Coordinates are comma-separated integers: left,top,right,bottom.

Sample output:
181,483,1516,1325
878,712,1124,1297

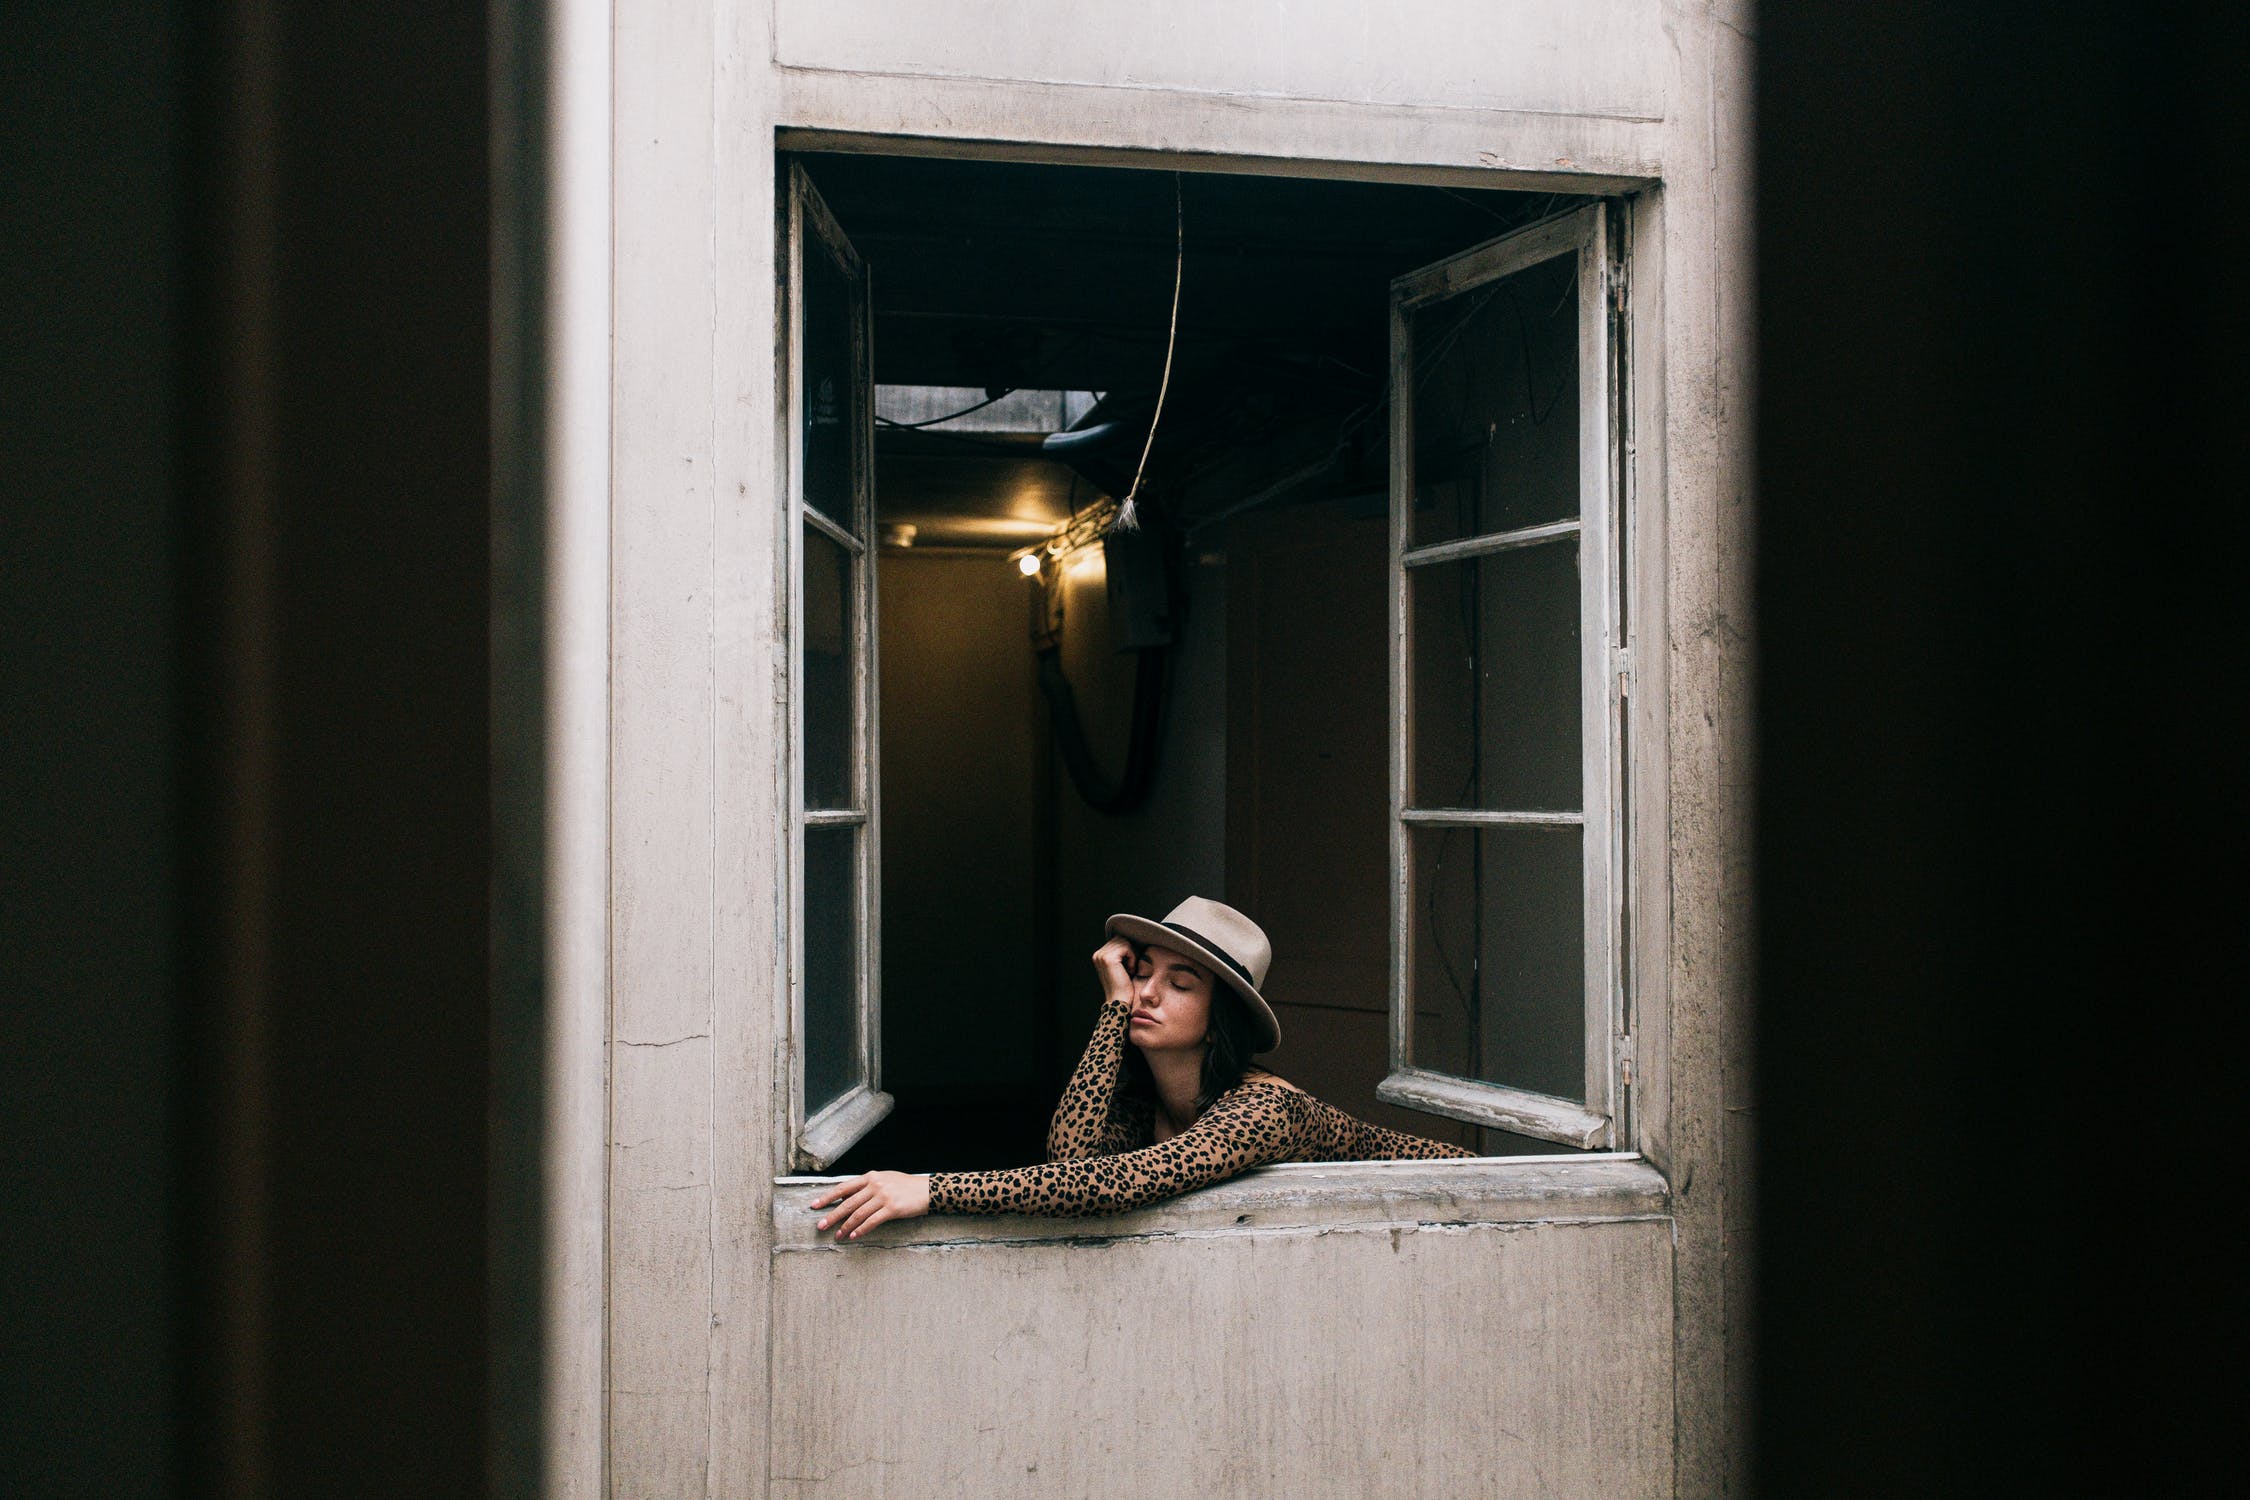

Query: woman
810,896,1472,1240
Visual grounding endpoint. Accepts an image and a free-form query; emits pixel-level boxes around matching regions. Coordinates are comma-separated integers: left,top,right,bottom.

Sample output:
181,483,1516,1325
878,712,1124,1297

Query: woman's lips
1129,1013,1155,1026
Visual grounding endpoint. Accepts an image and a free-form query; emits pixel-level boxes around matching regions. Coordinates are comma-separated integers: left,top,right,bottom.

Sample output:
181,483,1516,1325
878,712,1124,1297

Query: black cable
871,328,1097,434
876,388,1018,429
1036,644,1168,816
1436,185,1514,225
875,427,1055,459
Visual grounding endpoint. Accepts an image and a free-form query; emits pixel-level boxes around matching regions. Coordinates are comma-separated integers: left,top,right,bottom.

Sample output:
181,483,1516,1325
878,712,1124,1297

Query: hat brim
1105,913,1281,1052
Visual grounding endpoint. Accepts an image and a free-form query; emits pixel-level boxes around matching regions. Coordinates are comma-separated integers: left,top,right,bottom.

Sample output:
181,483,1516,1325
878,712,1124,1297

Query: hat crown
1157,896,1270,989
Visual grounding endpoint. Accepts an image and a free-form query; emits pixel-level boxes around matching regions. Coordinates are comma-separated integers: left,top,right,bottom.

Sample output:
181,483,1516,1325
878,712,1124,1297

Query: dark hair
1119,953,1260,1113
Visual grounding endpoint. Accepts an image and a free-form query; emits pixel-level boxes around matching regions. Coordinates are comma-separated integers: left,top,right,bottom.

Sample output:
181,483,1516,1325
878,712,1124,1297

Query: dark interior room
801,155,1602,1172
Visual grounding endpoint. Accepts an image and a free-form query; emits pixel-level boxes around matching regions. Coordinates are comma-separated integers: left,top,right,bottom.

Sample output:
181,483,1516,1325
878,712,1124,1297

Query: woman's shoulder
1235,1068,1309,1095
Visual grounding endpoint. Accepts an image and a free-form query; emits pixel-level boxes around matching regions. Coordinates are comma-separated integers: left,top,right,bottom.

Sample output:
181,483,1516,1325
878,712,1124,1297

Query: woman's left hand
809,1171,931,1240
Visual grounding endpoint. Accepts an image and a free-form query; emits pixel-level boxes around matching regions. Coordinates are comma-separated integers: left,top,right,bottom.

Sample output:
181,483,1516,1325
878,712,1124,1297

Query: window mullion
1400,807,1583,828
784,166,809,1162
1387,287,1415,1084
1399,516,1579,570
801,503,863,555
853,236,882,1116
1576,205,1620,1135
1375,1069,1611,1151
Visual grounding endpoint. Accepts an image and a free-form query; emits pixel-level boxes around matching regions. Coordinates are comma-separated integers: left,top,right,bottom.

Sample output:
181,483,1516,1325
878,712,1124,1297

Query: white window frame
1378,202,1630,1151
783,160,891,1170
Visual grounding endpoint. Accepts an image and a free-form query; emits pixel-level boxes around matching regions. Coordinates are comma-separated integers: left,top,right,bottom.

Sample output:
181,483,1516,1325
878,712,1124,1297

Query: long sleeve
1043,995,1146,1161
1317,1112,1477,1161
935,1082,1313,1218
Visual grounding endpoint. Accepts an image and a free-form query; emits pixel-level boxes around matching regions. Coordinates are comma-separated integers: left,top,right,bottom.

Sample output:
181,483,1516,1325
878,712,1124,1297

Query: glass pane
801,232,858,534
803,824,859,1116
802,521,855,811
1409,824,1585,1103
1409,250,1579,549
1410,539,1582,812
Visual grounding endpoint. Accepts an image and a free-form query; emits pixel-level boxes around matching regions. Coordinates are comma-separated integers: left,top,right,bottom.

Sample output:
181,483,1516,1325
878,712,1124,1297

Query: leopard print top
927,996,1473,1218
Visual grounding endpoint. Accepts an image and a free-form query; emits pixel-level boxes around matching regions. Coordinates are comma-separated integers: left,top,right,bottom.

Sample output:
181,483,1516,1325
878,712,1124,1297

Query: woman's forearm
939,1085,1307,1218
1043,995,1133,1160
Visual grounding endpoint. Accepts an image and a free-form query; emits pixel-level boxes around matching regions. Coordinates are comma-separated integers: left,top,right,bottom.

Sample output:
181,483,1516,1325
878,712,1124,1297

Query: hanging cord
875,387,1017,429
1038,643,1168,816
1112,173,1184,532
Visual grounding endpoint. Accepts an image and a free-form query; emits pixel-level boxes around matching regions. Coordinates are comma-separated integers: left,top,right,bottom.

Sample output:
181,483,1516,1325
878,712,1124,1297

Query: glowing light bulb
1017,553,1041,577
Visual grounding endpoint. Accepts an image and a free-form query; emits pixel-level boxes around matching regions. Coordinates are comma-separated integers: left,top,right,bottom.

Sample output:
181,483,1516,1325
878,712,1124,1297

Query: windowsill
772,1153,1667,1251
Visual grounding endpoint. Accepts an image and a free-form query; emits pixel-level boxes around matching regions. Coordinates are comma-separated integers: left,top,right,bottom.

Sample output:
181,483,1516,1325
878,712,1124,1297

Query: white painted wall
769,1215,1673,1497
584,2,1753,1494
773,0,1668,121
540,2,612,1495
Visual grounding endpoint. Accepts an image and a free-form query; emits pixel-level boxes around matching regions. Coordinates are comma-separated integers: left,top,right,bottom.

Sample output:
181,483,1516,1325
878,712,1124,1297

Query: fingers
809,1173,911,1240
809,1173,867,1209
835,1198,880,1239
836,1192,896,1240
812,1179,872,1229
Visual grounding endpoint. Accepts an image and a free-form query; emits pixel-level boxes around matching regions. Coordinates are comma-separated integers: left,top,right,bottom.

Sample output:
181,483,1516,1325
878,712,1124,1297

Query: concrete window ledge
772,1154,1669,1251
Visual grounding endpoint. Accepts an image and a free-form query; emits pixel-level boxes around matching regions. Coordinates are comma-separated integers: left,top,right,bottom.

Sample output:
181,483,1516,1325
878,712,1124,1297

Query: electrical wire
875,388,1018,429
873,329,1097,435
880,426,1060,459
1112,173,1184,533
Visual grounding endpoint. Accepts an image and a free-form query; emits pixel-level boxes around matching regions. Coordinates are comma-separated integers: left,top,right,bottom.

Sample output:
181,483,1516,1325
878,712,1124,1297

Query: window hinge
1615,646,1631,699
1615,1033,1637,1089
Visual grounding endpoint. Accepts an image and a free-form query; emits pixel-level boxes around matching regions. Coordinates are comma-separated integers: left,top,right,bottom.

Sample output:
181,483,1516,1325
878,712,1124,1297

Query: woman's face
1126,943,1216,1054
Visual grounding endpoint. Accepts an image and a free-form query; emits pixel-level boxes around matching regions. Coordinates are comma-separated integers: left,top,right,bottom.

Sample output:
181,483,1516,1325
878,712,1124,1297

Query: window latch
1615,1033,1637,1089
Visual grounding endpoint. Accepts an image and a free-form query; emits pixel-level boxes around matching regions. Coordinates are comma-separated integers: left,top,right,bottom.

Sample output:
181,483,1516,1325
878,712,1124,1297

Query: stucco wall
585,3,1752,1494
769,1209,1674,1497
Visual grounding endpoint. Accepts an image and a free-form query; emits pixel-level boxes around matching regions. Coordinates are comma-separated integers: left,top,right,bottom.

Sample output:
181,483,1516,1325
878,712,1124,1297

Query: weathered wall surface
589,3,1751,1495
769,1215,1673,1498
775,0,1667,123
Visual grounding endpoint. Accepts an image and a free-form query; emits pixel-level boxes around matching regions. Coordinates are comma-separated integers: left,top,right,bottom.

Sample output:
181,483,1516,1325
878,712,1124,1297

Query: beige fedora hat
1104,896,1281,1052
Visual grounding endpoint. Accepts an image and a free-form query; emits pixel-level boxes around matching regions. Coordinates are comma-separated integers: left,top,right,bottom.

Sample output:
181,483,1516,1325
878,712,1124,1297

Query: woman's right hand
1092,936,1139,1009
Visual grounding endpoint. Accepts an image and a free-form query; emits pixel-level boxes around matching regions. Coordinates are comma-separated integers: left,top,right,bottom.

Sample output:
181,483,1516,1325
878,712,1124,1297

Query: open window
1378,204,1628,1150
785,162,890,1168
778,152,1635,1177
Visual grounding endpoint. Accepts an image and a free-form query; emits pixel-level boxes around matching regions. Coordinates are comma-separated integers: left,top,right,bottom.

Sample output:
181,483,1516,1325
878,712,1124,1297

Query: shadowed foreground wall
1754,2,2243,1493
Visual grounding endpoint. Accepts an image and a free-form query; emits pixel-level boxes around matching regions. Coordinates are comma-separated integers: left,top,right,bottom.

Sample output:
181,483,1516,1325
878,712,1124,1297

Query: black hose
1036,644,1167,815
